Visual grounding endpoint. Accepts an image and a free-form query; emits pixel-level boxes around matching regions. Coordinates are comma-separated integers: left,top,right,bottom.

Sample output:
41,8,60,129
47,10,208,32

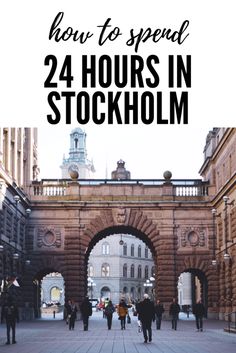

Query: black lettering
47,91,61,124
170,92,188,124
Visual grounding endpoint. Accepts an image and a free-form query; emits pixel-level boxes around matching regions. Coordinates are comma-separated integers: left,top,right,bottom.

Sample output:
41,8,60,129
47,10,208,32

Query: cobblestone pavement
0,311,236,353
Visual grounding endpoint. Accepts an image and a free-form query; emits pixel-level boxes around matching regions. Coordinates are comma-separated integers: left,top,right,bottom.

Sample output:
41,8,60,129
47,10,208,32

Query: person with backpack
104,300,115,329
117,298,128,330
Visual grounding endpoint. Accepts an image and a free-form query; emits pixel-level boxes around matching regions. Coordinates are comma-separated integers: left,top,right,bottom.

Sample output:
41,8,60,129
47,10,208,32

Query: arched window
151,266,155,277
130,264,135,278
123,263,127,277
131,244,134,256
74,137,78,149
145,246,148,258
123,286,128,294
50,287,60,302
138,265,142,278
102,242,109,255
88,264,94,277
138,245,141,258
101,263,110,277
145,265,149,279
123,243,127,256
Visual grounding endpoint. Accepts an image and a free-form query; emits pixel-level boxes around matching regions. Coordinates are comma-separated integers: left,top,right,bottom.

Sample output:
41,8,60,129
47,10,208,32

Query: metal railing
225,311,236,333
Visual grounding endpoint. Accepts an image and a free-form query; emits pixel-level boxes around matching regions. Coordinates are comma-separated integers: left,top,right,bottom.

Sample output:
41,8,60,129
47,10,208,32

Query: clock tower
60,128,95,179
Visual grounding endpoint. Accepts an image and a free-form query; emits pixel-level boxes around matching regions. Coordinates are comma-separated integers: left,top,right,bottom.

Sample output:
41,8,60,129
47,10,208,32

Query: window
138,245,141,258
138,265,142,278
151,266,155,277
130,264,134,278
131,244,134,256
101,263,110,277
145,266,149,279
123,264,127,277
145,246,148,258
51,287,60,302
88,265,94,277
102,242,109,255
123,243,127,256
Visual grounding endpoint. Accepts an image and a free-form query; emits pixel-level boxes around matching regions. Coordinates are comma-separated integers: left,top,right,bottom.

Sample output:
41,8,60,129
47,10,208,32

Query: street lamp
13,195,20,247
211,208,217,266
143,279,153,295
88,277,96,299
223,196,233,262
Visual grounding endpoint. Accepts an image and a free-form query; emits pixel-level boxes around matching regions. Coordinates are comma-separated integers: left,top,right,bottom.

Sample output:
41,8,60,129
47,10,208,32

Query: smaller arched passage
178,268,208,315
33,268,65,319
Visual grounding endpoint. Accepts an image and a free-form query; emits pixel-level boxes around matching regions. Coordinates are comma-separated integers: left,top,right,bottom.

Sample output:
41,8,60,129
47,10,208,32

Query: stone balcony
27,179,210,203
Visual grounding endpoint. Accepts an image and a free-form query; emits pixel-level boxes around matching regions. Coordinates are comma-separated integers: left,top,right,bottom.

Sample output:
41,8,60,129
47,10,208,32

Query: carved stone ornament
179,227,206,248
37,227,62,248
114,208,127,224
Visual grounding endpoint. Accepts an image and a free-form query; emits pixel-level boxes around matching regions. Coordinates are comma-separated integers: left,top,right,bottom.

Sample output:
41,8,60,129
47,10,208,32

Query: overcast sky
38,125,210,180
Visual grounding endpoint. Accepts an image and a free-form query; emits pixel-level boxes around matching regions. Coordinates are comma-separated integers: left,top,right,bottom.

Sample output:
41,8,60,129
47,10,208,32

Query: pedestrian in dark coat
138,294,155,343
80,297,92,331
1,294,19,345
104,300,115,329
193,300,206,331
169,298,180,330
154,299,165,329
67,299,78,330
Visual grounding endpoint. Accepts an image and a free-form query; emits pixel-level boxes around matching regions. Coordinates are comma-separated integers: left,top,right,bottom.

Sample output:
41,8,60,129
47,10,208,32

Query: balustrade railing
30,179,208,198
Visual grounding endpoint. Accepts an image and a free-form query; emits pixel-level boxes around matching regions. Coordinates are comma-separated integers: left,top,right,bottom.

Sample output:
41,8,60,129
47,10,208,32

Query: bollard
53,310,56,319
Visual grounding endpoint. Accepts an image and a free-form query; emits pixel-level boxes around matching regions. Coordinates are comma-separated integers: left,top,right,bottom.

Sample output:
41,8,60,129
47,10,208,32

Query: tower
60,128,95,179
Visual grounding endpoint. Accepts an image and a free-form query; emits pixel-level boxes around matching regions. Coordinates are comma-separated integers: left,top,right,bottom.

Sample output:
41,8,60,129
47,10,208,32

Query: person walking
138,294,155,343
169,298,180,330
67,299,78,330
65,299,72,325
104,300,115,329
154,299,165,330
1,294,19,345
193,299,206,332
80,296,92,331
135,299,142,332
117,298,128,330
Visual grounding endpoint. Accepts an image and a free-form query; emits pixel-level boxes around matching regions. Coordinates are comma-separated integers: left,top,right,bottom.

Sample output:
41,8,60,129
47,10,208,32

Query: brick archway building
0,128,235,320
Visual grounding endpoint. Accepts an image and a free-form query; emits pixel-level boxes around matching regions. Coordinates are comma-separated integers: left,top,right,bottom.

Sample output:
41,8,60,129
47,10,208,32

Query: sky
38,125,210,180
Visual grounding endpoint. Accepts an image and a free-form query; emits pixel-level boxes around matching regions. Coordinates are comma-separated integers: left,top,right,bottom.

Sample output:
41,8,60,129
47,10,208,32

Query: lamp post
223,196,231,262
88,277,96,299
13,195,20,247
211,209,217,266
143,279,153,296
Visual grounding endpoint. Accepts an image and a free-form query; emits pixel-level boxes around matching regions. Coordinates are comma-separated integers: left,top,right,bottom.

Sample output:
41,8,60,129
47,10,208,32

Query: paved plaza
0,311,236,353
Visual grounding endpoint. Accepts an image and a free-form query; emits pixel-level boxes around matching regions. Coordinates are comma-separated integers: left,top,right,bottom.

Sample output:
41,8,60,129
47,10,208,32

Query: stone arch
81,209,159,303
82,209,159,254
177,256,218,315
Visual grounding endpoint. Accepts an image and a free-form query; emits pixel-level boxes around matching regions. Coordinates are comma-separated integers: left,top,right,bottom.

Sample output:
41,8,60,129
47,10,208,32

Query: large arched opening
85,225,156,306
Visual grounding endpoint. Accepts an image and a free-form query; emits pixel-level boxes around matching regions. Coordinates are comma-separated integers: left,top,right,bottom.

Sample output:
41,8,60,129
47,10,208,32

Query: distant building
88,234,155,304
